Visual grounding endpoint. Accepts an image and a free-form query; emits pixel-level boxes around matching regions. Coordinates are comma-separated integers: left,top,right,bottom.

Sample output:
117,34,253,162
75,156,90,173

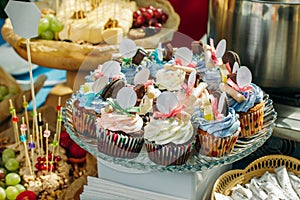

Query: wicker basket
211,155,300,200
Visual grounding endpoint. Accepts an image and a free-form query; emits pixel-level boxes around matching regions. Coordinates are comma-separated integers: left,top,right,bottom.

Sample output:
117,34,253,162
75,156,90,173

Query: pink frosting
96,108,143,134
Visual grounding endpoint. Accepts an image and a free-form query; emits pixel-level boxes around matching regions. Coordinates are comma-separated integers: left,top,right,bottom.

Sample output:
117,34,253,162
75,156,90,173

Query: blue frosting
191,107,240,138
121,64,140,85
228,83,263,112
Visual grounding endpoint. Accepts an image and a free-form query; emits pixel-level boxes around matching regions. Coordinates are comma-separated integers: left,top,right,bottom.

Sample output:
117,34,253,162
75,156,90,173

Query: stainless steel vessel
208,0,300,93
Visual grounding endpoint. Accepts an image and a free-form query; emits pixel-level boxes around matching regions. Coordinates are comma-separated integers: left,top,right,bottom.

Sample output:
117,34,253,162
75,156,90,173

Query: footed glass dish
64,93,277,173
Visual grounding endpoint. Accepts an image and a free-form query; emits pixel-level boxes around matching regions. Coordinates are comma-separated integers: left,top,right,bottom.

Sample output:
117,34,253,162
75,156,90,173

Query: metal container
208,0,300,93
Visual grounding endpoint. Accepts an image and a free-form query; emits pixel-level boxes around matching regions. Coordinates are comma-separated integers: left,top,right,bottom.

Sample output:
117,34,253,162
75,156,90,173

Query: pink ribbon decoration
95,72,104,79
174,58,196,68
227,78,253,92
153,104,186,119
181,82,194,97
209,38,219,65
144,80,154,88
225,63,232,74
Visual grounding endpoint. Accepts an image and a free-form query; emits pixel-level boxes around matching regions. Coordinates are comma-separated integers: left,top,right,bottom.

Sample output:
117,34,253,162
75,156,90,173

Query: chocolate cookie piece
222,51,241,69
134,84,146,100
100,79,126,99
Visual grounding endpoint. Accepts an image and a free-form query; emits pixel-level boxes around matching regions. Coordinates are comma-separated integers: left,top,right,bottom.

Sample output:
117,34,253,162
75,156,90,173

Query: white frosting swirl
155,68,185,91
144,118,194,145
96,108,143,134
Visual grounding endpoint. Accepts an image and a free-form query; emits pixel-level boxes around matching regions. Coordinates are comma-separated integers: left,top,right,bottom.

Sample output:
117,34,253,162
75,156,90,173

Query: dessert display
64,37,276,170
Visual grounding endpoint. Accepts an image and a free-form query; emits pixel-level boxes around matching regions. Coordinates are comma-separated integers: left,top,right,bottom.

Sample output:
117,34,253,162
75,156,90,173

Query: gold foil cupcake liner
97,128,144,159
198,129,240,157
238,101,264,138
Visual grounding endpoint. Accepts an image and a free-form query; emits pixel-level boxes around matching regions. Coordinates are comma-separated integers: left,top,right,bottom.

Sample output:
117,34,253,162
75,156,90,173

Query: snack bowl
211,154,300,199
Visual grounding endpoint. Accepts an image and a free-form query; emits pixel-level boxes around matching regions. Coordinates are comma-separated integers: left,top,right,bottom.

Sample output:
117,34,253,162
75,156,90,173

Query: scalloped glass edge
64,92,277,173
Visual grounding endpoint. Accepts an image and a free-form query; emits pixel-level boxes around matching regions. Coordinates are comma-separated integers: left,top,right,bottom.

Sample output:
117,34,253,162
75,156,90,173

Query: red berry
139,7,146,13
54,155,61,162
146,5,154,10
16,190,37,200
153,8,163,19
143,9,153,20
161,13,168,24
40,164,47,170
155,23,162,30
37,157,42,162
133,10,141,19
42,157,46,162
35,163,40,170
135,15,145,27
69,143,87,158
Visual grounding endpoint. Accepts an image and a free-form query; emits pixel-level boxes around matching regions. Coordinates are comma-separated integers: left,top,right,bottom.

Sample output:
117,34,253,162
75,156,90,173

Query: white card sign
5,1,41,39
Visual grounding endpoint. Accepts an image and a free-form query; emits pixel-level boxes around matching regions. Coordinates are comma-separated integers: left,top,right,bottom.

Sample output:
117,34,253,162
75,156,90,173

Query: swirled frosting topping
96,108,143,134
228,83,263,112
144,118,194,145
155,68,185,91
191,107,240,138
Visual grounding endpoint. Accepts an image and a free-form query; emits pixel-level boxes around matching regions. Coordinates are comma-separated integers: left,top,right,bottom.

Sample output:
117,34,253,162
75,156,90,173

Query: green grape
44,13,56,22
5,158,19,171
40,30,54,40
0,187,6,200
49,18,64,32
14,184,25,193
38,17,50,35
5,173,20,186
5,186,19,200
2,149,15,163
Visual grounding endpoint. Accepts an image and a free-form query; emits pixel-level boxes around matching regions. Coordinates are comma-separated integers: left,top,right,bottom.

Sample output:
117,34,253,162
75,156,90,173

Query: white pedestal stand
97,158,231,200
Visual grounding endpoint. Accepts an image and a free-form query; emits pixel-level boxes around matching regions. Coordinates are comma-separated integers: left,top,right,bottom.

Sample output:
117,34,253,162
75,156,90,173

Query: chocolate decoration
132,49,146,65
222,51,241,69
101,79,126,99
164,43,173,61
191,41,203,55
134,84,146,100
227,73,237,84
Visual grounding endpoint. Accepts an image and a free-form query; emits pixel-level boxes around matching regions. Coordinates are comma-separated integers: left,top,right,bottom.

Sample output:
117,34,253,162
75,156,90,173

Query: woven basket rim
211,154,300,200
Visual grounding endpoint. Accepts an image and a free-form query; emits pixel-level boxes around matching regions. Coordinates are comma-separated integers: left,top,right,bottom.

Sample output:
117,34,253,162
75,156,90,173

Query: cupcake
220,65,264,138
95,87,144,159
191,90,240,157
72,61,125,139
144,91,195,166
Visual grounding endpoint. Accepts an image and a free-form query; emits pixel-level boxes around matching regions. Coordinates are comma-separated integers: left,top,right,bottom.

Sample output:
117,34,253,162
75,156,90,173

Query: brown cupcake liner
96,128,144,159
198,129,240,157
72,103,97,138
144,136,195,166
238,101,264,138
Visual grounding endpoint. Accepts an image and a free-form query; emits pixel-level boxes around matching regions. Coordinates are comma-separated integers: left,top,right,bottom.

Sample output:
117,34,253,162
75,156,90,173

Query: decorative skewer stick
55,98,63,155
9,99,19,144
44,123,51,171
50,133,58,172
26,38,40,155
28,134,36,172
20,117,33,176
22,95,30,137
38,113,44,156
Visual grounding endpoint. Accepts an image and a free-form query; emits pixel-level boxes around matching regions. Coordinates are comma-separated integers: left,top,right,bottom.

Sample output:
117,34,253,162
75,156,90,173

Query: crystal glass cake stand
64,93,276,199
64,92,277,173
